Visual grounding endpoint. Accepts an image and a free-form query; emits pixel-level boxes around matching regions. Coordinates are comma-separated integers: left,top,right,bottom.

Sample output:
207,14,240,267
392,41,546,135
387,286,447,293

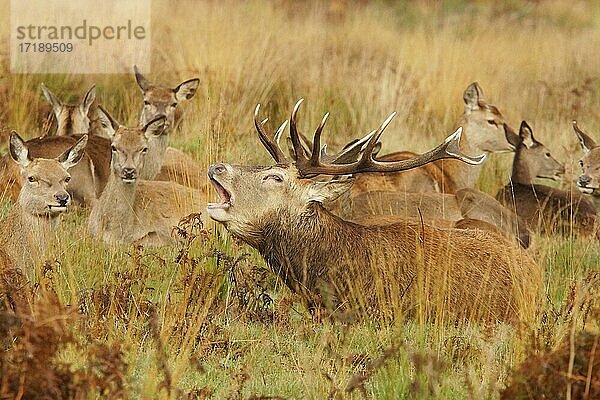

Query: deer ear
174,78,199,101
306,178,354,203
463,82,484,111
41,83,63,114
133,65,151,92
143,116,166,139
58,135,88,170
9,131,31,167
519,121,536,149
573,121,597,154
81,85,96,115
97,105,120,138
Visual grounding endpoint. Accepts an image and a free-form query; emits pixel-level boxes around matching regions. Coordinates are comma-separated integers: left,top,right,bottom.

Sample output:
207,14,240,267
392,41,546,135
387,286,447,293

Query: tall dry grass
0,0,599,398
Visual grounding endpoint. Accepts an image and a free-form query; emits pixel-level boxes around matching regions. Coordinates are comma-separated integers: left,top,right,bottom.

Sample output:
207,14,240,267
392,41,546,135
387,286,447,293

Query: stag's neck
254,203,373,295
143,134,170,180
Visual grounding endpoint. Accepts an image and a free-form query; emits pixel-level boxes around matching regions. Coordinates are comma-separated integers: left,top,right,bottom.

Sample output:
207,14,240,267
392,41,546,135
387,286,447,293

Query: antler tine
443,127,486,165
572,120,586,136
254,104,288,164
309,113,329,166
289,99,310,163
360,112,396,162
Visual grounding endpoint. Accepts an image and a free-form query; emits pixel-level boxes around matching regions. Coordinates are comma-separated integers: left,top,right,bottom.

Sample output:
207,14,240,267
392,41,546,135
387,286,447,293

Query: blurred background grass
0,1,599,398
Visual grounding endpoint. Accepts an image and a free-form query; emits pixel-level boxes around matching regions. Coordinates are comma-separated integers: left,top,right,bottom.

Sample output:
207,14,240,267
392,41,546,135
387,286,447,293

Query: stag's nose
55,193,70,206
209,163,228,177
578,175,591,187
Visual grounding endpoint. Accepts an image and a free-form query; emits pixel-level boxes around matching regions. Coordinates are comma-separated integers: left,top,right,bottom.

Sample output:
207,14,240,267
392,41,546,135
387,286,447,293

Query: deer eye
487,119,497,126
545,152,551,158
142,147,148,153
171,103,177,108
28,176,36,183
144,101,150,106
264,174,283,183
111,145,117,152
64,176,71,183
580,160,584,167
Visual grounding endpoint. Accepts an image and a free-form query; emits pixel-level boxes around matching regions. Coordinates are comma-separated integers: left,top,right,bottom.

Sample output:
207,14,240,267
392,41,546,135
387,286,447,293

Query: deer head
511,121,565,184
41,83,96,136
133,65,199,129
98,105,166,184
573,121,600,195
207,100,484,244
462,82,518,153
9,131,87,216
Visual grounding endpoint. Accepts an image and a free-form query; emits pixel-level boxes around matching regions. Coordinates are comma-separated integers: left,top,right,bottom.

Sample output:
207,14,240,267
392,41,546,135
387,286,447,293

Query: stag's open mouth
208,177,232,209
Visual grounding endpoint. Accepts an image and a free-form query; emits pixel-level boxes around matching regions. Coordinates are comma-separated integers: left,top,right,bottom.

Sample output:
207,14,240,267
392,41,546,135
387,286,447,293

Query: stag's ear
81,85,96,115
519,121,536,149
463,82,484,111
133,65,151,92
9,131,32,168
174,78,199,101
143,116,166,139
306,178,354,203
41,83,63,114
57,135,88,170
97,105,120,138
573,121,597,154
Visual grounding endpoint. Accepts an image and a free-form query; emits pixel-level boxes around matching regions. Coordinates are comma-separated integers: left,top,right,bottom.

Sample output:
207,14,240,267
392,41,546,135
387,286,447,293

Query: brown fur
88,121,205,246
0,135,110,206
207,163,541,324
497,122,597,238
344,188,530,248
351,82,517,196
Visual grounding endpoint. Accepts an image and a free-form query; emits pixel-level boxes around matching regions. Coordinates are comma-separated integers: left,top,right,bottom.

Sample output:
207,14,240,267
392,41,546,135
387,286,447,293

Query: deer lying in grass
0,85,113,206
496,121,597,237
133,66,206,190
349,189,531,247
573,121,600,211
41,83,107,137
0,134,110,206
88,108,204,246
0,132,87,274
350,82,519,197
207,100,541,324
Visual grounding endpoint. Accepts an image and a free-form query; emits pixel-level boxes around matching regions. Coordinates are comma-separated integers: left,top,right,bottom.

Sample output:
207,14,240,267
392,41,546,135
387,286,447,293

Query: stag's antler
288,99,485,177
254,104,289,164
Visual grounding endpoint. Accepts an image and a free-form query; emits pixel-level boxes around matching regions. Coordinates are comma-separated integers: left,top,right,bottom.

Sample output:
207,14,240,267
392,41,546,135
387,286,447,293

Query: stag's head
514,121,565,181
573,121,600,195
41,83,96,136
134,65,199,129
207,100,485,242
462,82,519,153
9,131,87,216
98,106,166,184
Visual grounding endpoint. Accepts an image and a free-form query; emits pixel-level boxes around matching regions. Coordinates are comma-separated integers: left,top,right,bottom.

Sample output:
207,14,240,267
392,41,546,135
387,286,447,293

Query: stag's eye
28,176,36,183
487,119,497,126
263,174,283,183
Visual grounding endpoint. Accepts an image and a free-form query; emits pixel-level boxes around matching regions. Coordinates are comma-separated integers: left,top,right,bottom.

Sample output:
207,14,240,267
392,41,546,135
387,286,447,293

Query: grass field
1,1,599,399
